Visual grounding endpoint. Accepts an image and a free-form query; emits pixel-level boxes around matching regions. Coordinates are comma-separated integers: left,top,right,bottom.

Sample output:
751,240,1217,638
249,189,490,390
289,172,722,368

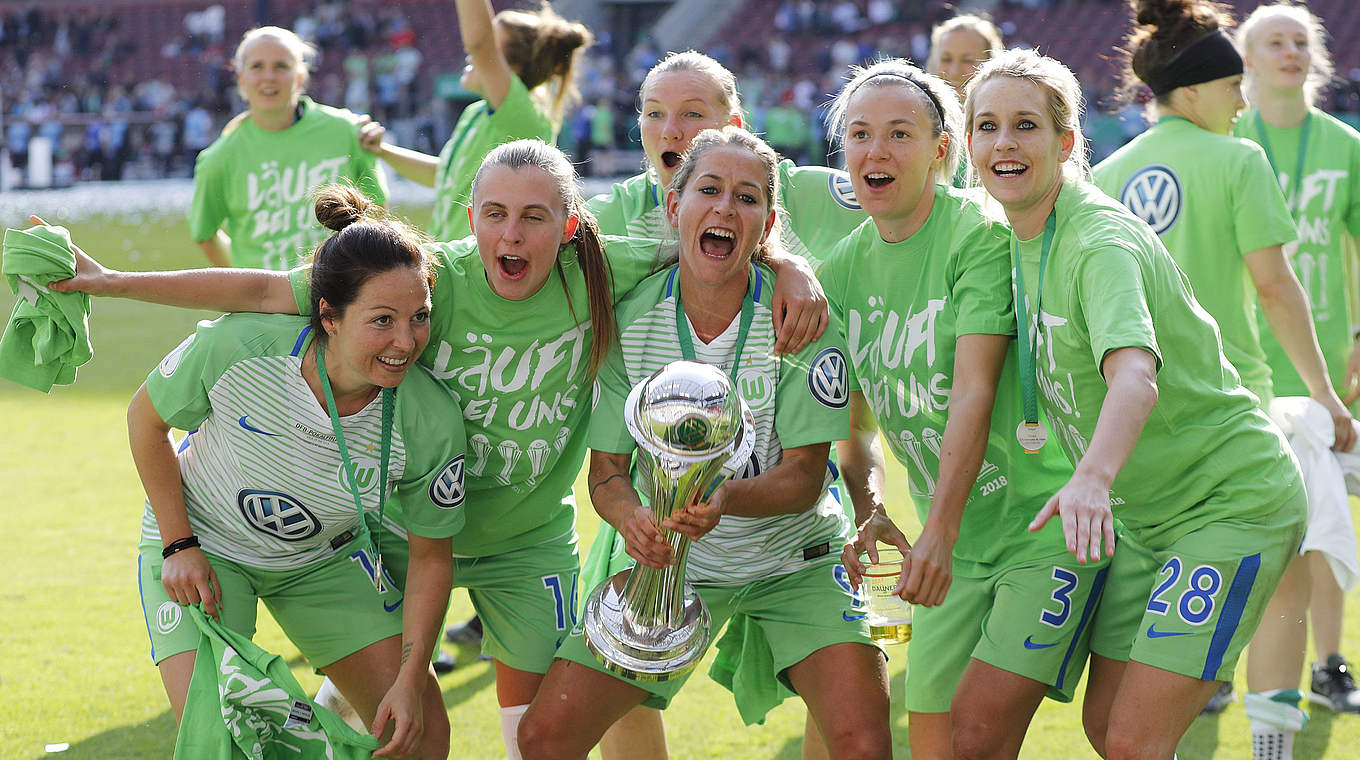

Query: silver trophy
582,360,755,681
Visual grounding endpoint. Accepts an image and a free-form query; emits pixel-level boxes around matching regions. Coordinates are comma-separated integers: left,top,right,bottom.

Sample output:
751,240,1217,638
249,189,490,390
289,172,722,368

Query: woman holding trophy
44,135,831,759
517,126,891,760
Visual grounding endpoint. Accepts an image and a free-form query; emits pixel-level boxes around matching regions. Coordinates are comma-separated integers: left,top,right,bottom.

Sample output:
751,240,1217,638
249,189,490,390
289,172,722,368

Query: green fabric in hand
176,607,382,759
0,225,92,392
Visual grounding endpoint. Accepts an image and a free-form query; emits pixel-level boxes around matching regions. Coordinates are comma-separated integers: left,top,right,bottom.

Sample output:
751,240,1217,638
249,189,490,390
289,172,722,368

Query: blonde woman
191,27,387,269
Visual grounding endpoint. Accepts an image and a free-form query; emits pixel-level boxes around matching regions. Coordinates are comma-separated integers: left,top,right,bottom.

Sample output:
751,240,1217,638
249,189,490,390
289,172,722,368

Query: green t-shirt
189,97,388,271
290,236,664,556
430,75,556,242
819,186,1072,577
1234,107,1360,398
1093,116,1297,402
143,313,467,570
589,263,851,586
586,159,866,266
1014,181,1303,548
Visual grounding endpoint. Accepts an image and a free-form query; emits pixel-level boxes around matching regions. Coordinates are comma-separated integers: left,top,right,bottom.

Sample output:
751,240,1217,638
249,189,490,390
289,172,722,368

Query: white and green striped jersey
586,160,866,267
589,264,851,586
142,313,467,571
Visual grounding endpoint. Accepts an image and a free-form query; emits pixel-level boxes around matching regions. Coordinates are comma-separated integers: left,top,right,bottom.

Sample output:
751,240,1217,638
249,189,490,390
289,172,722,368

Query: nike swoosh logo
238,415,283,437
1023,636,1059,650
1146,624,1191,639
843,611,867,622
383,598,404,613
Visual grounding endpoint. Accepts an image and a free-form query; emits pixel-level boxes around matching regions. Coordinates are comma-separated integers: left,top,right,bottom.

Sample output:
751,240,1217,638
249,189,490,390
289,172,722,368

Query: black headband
863,71,946,130
1144,29,1244,96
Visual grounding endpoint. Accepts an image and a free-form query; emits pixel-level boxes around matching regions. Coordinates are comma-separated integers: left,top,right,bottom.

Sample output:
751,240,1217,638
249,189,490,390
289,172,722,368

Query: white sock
315,676,366,732
1245,690,1307,760
500,703,529,760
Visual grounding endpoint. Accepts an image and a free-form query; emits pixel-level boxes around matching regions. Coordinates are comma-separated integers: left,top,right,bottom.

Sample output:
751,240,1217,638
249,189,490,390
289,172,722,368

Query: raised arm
1247,245,1356,451
127,384,220,618
587,449,673,569
837,391,911,589
357,119,439,188
457,0,514,108
903,333,1009,607
1030,346,1156,563
41,220,297,314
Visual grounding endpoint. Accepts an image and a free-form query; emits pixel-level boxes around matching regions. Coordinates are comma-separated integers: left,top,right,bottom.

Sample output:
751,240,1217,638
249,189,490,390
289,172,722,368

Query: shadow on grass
1179,709,1222,760
772,735,806,759
437,645,498,710
27,710,176,760
1298,706,1338,758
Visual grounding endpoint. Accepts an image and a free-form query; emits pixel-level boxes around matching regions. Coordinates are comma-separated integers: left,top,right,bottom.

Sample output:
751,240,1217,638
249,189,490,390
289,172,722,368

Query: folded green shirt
0,225,92,392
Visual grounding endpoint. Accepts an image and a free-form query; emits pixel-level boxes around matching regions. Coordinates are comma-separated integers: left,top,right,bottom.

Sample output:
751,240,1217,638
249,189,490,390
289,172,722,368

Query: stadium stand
2,0,1358,186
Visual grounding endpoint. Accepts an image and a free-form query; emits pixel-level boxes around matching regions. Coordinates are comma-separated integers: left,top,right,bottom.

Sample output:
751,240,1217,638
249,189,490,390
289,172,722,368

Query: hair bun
1132,0,1223,32
314,185,373,231
562,22,589,50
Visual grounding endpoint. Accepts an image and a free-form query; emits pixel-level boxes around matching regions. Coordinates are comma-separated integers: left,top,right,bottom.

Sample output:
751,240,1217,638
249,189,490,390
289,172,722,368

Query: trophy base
582,569,711,683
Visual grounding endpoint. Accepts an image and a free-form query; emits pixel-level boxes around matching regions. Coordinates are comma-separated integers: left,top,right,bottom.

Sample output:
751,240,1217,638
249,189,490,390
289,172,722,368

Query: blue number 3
1041,567,1079,627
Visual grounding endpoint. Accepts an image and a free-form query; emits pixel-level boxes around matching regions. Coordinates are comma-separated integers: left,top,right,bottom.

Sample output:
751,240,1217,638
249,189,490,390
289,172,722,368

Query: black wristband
162,535,201,559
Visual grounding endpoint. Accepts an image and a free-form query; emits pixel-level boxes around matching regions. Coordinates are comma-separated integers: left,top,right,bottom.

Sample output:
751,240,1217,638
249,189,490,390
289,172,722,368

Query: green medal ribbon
673,264,756,384
1011,211,1057,450
1254,111,1312,215
316,340,394,595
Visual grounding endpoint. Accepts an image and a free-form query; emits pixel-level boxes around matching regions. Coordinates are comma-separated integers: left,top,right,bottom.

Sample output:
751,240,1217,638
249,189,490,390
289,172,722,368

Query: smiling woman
968,46,1313,760
818,58,1096,760
188,27,388,270
128,185,464,759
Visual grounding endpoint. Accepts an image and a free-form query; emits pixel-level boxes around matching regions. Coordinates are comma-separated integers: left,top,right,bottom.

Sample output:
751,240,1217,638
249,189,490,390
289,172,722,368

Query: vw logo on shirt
1119,165,1183,235
158,335,195,378
237,489,322,541
808,347,850,409
429,455,467,509
829,170,862,210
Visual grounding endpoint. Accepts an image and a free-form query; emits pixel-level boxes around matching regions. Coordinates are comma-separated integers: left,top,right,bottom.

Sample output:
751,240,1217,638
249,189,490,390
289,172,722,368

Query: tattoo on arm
400,641,413,665
589,472,628,499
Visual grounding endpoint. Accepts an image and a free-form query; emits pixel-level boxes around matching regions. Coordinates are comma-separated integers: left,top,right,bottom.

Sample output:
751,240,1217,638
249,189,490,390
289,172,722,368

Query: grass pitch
2,209,1358,758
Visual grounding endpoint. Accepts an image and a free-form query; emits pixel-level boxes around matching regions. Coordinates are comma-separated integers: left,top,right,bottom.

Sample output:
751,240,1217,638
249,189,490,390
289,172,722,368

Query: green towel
708,612,797,726
176,607,381,759
0,225,92,391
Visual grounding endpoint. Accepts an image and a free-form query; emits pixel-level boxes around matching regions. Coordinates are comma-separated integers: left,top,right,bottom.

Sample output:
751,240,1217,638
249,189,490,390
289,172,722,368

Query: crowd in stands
5,0,1360,186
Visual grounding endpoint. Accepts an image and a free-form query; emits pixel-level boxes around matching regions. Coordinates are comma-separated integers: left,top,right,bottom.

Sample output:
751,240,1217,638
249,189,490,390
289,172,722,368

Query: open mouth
498,255,529,280
992,161,1028,178
661,151,683,169
376,355,411,371
699,227,736,258
864,171,894,189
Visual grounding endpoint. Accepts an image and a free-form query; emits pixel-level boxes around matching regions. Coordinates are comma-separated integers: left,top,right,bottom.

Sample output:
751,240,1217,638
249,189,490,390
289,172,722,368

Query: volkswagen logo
429,455,466,509
829,170,861,210
808,347,849,409
237,490,321,541
1119,165,1182,235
